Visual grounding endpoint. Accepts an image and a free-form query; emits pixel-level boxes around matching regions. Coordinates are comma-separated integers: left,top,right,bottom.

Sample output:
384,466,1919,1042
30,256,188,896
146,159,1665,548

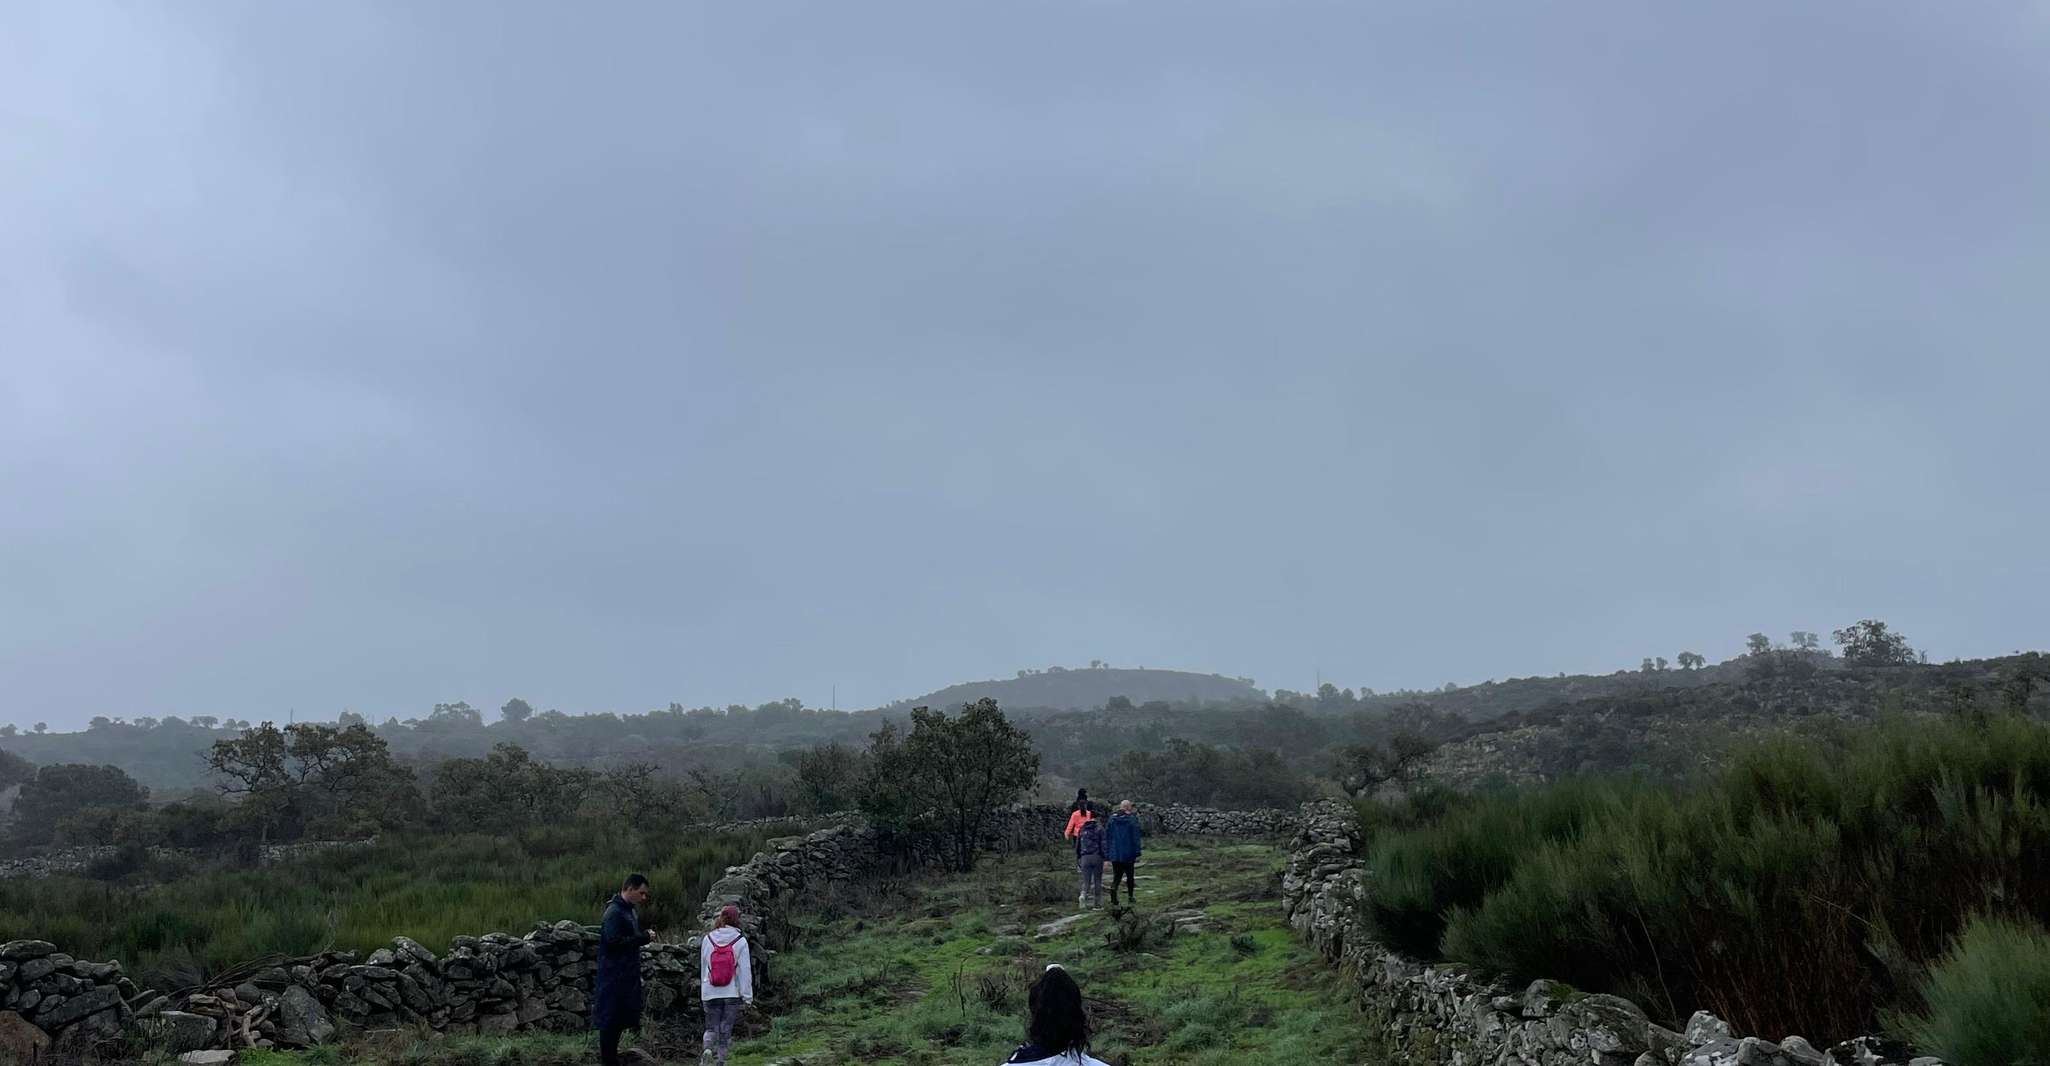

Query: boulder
0,1011,50,1062
274,985,335,1046
178,1051,238,1065
157,1009,218,1051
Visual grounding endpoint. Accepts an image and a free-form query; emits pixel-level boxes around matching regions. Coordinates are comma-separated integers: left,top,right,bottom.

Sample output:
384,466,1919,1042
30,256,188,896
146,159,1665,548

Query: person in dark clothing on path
1105,799,1142,906
595,873,655,1066
1075,804,1108,908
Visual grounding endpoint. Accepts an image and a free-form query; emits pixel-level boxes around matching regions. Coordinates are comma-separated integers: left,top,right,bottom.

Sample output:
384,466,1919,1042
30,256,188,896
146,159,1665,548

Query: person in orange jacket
1062,789,1092,853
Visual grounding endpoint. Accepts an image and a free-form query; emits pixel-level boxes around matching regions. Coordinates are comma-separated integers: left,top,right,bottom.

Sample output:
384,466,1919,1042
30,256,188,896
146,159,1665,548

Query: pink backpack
708,933,740,987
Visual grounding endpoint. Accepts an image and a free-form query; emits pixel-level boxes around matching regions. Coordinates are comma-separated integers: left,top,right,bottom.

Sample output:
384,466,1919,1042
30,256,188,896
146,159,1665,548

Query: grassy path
214,837,1368,1066
727,836,1370,1065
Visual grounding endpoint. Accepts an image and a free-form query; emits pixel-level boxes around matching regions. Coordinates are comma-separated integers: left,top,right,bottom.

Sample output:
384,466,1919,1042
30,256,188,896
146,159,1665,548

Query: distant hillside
887,668,1263,713
1422,652,2047,786
1349,653,1837,723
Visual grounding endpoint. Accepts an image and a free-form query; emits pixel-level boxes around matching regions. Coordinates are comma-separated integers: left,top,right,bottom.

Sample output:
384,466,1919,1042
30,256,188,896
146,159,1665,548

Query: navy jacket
593,894,652,1030
1105,812,1142,863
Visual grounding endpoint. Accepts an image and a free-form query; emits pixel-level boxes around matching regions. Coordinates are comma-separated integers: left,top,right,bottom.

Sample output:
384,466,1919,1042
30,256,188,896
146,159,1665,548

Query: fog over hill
886,667,1264,713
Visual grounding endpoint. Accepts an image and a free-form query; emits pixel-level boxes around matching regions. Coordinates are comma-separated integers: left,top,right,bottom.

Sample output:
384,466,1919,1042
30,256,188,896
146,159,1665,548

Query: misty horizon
8,4,2049,728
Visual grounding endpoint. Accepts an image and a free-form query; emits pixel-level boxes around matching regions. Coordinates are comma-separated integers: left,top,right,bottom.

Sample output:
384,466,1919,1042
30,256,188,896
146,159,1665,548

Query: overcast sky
5,4,2048,728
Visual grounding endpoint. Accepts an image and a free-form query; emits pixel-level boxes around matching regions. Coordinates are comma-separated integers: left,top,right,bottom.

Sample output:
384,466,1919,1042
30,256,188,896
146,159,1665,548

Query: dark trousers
599,1024,627,1066
1111,860,1136,902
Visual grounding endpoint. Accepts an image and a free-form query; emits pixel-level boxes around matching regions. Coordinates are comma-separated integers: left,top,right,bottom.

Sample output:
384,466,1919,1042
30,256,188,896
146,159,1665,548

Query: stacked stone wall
0,803,1289,1054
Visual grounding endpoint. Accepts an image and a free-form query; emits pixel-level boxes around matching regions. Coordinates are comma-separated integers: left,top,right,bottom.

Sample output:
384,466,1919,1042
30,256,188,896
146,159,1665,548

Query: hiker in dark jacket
594,873,655,1066
1075,805,1108,908
1105,800,1142,905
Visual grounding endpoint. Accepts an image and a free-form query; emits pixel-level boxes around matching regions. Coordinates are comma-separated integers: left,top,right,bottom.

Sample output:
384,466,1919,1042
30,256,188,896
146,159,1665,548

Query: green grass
724,837,1369,1065
0,820,792,988
128,837,1371,1065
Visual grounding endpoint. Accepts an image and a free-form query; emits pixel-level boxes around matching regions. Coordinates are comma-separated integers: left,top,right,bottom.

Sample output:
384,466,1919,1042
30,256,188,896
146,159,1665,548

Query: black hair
1026,966,1090,1054
1073,788,1089,812
623,873,648,891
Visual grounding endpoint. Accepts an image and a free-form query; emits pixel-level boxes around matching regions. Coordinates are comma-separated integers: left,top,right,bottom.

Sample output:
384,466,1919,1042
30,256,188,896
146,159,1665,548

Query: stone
1779,1036,1827,1066
1681,1038,1743,1066
394,936,439,965
1522,979,1569,1018
1735,1038,1783,1066
178,1051,238,1065
1562,994,1653,1056
478,1010,518,1034
234,981,266,1005
274,985,336,1046
38,984,123,1028
0,1011,51,1062
15,958,54,983
1686,1012,1735,1044
53,1007,125,1054
1035,914,1091,939
157,1009,218,1051
0,941,55,962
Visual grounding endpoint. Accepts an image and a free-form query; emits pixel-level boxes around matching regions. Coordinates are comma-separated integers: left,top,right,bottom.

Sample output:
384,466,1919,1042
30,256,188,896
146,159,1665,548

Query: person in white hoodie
1000,965,1112,1066
698,904,754,1066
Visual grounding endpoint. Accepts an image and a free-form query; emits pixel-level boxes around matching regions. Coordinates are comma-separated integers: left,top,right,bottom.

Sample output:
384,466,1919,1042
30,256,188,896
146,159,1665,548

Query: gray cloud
5,2,2047,725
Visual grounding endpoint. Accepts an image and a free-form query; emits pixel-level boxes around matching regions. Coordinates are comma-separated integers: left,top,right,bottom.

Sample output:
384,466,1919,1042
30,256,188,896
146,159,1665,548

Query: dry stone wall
0,939,142,1057
0,802,1290,1055
1281,801,1939,1066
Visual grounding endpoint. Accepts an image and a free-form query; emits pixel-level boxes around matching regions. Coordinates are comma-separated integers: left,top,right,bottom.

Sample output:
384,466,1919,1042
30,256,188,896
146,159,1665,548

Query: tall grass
1358,714,2050,1042
0,820,792,988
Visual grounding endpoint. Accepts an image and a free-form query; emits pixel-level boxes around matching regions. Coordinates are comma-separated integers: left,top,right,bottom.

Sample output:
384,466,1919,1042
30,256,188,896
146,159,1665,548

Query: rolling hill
886,667,1264,713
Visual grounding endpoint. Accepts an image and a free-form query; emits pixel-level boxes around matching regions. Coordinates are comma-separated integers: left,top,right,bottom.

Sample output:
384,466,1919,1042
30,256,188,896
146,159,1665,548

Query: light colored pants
1078,857,1103,905
703,998,742,1063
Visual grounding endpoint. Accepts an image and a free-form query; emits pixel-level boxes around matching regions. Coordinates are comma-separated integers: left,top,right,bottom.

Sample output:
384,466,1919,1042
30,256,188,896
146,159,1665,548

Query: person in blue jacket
594,873,655,1066
1104,800,1142,906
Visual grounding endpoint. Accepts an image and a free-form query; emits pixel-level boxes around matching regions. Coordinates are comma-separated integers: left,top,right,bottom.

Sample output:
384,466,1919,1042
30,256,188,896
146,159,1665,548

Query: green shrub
1898,914,2050,1066
1363,714,2050,1042
1364,777,1650,958
0,820,784,984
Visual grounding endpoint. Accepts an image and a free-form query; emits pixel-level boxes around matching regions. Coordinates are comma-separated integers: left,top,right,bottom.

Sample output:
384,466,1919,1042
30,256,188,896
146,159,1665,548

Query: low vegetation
695,836,1367,1065
1897,914,2050,1066
1355,711,2050,1044
0,819,789,989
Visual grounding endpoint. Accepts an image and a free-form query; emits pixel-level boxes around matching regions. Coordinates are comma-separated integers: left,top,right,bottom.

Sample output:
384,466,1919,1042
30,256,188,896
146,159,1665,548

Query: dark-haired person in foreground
1003,964,1112,1066
594,873,655,1066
